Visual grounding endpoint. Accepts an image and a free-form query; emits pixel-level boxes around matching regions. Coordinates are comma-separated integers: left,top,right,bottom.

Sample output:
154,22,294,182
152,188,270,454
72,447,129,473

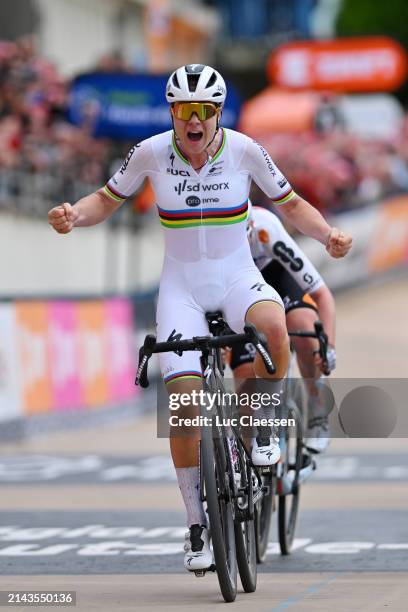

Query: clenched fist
326,227,352,258
48,203,78,234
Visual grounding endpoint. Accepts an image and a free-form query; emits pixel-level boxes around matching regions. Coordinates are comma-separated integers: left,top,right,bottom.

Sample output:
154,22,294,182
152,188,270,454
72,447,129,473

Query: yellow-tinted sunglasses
171,101,220,121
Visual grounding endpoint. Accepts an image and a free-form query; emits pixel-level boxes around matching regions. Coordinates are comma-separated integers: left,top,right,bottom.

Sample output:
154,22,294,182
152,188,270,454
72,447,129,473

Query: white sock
176,467,207,528
255,376,286,423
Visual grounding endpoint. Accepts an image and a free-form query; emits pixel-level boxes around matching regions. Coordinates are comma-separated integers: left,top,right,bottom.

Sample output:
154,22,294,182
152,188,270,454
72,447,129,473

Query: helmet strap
205,111,222,152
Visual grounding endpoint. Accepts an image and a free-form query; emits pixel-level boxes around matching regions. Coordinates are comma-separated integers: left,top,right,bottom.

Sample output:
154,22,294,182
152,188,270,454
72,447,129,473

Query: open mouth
187,131,203,142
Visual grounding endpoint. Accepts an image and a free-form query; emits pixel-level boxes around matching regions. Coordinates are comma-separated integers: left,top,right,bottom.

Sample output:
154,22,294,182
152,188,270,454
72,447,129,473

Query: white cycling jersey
249,206,324,294
104,128,295,382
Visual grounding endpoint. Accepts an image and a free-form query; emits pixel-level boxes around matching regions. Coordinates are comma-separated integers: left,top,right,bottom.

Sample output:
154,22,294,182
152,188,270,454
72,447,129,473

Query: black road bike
135,312,275,603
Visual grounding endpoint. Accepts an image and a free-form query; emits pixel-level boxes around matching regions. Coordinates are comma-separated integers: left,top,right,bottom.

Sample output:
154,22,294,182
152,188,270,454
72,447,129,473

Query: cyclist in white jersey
48,64,352,571
230,203,336,453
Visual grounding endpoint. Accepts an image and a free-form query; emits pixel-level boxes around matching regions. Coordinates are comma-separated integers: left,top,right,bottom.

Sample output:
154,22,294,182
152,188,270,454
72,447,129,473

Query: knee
264,319,289,353
292,336,317,360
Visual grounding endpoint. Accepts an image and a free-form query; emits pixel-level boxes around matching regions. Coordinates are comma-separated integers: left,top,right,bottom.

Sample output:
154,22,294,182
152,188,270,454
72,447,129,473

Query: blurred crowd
1,36,408,218
0,37,113,214
257,126,408,213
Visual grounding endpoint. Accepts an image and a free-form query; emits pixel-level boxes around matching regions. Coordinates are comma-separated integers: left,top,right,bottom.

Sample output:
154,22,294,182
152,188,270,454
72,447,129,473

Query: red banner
268,37,408,92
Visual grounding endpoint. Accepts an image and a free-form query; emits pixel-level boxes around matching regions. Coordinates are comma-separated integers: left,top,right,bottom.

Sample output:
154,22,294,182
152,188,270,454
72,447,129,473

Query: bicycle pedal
192,563,216,577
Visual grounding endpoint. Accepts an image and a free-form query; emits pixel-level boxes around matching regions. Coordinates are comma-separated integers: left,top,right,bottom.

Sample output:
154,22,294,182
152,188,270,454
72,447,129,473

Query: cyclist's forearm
73,190,122,227
277,195,331,245
312,285,336,346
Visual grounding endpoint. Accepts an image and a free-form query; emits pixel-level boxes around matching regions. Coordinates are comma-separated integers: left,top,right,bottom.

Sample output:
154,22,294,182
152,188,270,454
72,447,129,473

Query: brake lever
135,334,157,388
244,323,276,375
314,321,330,376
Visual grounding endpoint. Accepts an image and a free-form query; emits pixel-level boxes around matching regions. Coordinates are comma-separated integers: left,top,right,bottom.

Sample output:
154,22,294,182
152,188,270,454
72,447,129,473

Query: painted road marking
0,527,406,557
0,455,407,482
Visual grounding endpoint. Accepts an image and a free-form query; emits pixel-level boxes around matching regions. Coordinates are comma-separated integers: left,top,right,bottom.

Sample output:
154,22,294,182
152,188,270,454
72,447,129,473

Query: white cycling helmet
166,64,227,105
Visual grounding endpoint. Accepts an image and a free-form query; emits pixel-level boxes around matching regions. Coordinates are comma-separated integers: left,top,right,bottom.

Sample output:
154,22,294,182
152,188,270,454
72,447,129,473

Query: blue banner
67,72,241,140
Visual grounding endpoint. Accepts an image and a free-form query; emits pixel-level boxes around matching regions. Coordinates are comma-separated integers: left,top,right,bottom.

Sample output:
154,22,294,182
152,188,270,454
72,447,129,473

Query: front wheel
277,405,303,555
201,426,237,602
235,457,257,591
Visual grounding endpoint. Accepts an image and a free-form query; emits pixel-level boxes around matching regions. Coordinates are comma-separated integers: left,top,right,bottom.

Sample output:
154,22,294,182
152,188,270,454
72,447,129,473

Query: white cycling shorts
156,242,283,384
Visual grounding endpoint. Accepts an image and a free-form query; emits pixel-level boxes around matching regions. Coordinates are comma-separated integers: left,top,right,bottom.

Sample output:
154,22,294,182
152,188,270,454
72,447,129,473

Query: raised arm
278,194,352,259
48,140,154,235
48,189,123,234
241,137,352,258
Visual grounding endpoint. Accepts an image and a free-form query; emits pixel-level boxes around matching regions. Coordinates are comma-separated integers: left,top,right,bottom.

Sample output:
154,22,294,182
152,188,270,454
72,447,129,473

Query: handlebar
135,322,275,388
288,320,330,375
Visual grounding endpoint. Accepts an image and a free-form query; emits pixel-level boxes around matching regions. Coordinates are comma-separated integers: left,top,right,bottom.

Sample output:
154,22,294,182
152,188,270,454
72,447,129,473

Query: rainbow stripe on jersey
272,187,295,205
103,183,126,202
157,199,249,229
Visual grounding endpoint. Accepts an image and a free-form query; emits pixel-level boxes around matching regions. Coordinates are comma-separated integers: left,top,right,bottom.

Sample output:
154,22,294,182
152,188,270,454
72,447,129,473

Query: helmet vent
206,72,217,88
172,73,180,89
187,74,200,92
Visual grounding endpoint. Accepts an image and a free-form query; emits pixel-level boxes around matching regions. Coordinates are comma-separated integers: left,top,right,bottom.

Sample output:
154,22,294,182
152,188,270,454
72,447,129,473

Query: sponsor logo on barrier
15,303,52,415
368,196,408,273
0,305,22,422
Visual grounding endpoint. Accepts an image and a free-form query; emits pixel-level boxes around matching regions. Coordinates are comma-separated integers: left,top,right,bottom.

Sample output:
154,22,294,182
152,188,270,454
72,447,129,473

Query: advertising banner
68,72,241,139
299,195,408,291
77,301,109,407
14,302,52,415
48,301,83,411
0,304,22,422
105,298,138,402
268,37,408,92
368,196,408,273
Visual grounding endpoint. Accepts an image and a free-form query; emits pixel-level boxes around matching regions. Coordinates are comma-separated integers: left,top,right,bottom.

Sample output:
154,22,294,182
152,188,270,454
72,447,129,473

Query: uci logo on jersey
174,180,229,196
167,168,191,176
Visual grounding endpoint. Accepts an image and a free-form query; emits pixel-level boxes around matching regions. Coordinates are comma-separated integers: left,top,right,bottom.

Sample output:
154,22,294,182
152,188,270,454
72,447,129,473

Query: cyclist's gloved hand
326,346,336,372
314,345,336,374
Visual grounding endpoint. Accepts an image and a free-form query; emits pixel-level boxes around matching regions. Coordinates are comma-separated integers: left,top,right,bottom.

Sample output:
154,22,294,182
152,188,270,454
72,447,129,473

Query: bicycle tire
278,405,303,555
254,470,274,563
201,423,237,602
234,452,257,591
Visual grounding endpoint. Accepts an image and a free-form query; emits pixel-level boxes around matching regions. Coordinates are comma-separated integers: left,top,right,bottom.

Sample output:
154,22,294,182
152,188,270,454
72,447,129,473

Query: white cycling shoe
305,416,330,454
184,524,213,571
251,434,281,466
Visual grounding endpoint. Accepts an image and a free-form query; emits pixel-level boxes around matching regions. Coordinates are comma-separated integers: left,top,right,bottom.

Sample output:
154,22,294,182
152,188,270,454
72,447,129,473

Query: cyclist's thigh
156,293,208,385
224,267,283,333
